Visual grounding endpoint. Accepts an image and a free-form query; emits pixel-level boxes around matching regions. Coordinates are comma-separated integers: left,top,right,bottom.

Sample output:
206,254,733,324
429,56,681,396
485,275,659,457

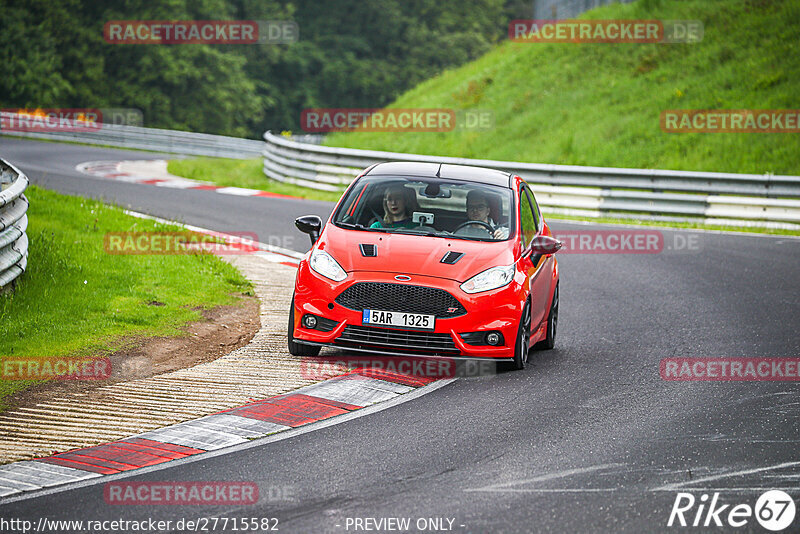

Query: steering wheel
363,206,383,227
453,220,494,234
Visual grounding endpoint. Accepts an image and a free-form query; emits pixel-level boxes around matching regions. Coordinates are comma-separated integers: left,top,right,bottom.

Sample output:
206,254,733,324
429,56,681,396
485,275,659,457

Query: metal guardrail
533,0,636,19
0,111,262,159
0,158,29,290
262,131,800,229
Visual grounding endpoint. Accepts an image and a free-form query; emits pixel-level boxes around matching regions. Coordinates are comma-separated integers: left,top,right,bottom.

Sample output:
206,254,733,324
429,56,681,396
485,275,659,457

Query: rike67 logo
668,490,796,531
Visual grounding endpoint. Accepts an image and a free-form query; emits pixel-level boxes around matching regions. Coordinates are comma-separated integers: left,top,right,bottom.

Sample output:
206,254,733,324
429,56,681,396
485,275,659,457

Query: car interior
339,179,510,239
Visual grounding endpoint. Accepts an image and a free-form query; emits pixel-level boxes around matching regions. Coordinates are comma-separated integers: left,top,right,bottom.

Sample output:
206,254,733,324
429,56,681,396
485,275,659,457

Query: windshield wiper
339,224,494,241
391,228,496,241
337,222,368,230
395,228,450,238
443,233,494,242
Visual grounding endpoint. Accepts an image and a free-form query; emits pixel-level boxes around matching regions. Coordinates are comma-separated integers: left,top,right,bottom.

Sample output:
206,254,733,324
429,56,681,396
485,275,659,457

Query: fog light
486,332,501,346
302,315,317,329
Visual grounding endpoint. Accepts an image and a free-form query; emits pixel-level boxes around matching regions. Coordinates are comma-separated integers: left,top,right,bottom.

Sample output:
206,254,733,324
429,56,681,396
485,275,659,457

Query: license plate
362,309,435,330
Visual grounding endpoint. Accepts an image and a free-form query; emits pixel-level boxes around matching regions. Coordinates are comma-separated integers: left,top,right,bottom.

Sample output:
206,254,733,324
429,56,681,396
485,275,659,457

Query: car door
520,184,551,328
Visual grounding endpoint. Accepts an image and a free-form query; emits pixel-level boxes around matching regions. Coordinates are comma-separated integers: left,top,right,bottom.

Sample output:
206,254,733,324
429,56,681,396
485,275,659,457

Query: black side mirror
295,215,322,245
530,235,562,255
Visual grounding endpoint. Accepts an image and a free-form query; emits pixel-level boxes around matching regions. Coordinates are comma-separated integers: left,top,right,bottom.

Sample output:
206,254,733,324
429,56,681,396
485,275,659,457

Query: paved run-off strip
0,240,442,499
76,160,299,199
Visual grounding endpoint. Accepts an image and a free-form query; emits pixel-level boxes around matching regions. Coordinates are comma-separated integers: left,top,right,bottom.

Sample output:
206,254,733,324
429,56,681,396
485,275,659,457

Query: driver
370,184,418,229
465,190,509,239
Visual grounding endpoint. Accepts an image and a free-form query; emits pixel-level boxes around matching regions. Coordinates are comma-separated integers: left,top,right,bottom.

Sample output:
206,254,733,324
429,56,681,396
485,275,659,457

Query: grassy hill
325,0,800,175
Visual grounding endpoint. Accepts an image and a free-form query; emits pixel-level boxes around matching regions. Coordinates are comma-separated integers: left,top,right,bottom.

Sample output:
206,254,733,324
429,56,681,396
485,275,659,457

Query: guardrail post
0,159,30,292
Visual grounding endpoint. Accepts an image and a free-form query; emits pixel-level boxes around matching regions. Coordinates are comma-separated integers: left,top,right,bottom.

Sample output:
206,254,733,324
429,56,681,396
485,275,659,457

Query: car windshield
333,176,515,241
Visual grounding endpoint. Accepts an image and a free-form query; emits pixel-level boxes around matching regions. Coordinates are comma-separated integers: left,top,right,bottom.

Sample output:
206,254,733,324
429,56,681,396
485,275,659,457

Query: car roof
364,162,512,188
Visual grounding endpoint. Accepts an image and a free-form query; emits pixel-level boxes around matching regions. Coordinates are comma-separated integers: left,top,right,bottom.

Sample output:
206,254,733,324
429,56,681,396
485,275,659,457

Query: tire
288,295,321,357
535,283,559,351
512,302,531,370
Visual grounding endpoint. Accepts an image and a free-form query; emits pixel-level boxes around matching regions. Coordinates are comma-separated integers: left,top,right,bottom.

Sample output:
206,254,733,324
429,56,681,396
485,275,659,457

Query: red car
288,162,561,370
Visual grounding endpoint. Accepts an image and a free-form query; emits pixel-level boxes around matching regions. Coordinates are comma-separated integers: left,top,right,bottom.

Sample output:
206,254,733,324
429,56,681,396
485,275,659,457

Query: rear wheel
512,302,531,370
288,295,321,357
535,283,558,351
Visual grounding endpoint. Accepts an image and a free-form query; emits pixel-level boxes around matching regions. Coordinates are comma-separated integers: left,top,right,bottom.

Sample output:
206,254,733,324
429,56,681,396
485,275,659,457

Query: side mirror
295,215,322,245
530,235,562,255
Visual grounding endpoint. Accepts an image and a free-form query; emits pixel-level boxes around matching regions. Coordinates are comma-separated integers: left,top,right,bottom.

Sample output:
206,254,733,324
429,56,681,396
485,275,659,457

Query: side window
528,187,542,230
518,186,537,247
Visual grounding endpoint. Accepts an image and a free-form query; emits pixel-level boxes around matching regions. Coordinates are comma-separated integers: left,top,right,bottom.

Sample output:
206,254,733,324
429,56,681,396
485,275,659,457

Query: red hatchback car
288,162,561,370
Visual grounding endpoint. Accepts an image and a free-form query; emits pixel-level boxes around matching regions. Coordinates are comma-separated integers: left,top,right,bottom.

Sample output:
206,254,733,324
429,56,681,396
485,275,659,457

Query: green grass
168,0,800,237
0,185,253,407
167,158,343,202
324,0,800,175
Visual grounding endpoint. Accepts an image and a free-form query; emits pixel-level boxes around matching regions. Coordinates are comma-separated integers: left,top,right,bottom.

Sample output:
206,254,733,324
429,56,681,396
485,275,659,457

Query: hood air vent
359,244,377,257
440,251,464,264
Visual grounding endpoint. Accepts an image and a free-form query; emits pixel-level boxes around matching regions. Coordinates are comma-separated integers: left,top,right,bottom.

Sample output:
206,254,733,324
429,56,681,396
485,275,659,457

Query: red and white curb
0,370,441,499
76,160,299,200
0,219,450,501
0,185,454,500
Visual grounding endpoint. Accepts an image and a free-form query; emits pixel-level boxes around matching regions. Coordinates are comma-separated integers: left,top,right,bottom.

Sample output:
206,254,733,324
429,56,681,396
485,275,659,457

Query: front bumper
292,264,524,360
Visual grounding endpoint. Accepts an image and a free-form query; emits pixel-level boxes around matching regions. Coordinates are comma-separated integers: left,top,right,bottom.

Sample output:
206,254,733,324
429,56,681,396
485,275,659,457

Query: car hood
317,225,517,282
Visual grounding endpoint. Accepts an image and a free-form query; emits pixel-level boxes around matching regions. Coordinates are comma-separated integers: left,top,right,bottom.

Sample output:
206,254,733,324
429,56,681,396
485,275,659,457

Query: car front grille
335,325,459,354
334,282,466,318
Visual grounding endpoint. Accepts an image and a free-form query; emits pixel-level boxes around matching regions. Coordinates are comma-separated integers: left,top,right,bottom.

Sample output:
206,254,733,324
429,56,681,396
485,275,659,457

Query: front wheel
535,283,558,351
288,295,321,357
512,302,531,370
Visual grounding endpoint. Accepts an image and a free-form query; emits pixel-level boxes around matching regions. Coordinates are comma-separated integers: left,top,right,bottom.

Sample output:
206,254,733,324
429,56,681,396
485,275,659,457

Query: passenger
370,184,418,229
465,189,509,239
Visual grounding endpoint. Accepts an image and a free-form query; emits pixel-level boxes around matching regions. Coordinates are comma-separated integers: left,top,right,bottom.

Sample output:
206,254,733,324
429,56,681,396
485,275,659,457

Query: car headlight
309,249,347,282
460,264,515,294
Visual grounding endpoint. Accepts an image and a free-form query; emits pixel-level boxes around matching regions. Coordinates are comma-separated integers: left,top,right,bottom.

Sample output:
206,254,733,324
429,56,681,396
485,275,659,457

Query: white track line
652,461,800,492
464,463,625,493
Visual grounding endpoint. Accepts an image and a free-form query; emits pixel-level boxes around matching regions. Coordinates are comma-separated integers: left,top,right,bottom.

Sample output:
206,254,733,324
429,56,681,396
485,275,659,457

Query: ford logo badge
394,275,411,281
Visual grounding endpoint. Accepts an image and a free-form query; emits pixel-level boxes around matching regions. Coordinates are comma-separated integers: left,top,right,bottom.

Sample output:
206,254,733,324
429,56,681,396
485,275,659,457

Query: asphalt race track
2,137,799,533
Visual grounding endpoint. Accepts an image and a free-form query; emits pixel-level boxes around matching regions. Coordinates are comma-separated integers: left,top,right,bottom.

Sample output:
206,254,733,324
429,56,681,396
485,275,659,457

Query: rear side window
527,186,542,229
519,187,536,247
519,185,538,247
